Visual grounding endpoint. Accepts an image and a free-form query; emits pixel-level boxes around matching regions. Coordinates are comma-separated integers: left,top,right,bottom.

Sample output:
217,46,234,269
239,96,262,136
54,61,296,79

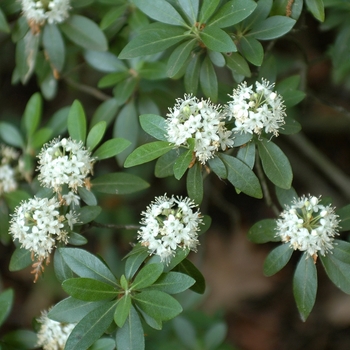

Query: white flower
36,309,75,350
37,138,94,193
276,195,340,259
9,196,78,260
21,0,71,25
0,164,17,195
166,95,234,164
138,194,202,264
226,79,286,136
62,191,80,206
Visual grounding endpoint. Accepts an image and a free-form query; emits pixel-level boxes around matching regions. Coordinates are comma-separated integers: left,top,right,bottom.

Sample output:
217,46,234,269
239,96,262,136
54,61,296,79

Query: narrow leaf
54,248,74,283
0,289,13,327
23,92,42,138
174,259,205,294
148,272,195,294
305,0,325,22
167,39,196,77
86,121,106,151
177,0,199,23
139,114,168,141
263,244,293,276
186,162,203,205
200,26,236,52
68,100,87,142
184,54,201,95
114,294,132,328
248,219,279,244
75,206,102,224
42,24,65,72
200,56,218,101
174,149,193,180
93,138,131,160
9,246,32,271
207,156,227,179
249,16,296,40
0,122,24,148
199,0,220,23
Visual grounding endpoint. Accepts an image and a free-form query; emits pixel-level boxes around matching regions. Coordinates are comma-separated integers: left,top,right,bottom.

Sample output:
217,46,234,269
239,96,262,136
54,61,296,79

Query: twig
89,221,140,230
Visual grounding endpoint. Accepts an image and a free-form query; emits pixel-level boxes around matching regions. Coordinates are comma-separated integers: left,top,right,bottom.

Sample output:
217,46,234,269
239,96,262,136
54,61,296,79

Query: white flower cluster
37,137,94,194
21,0,71,25
36,309,75,350
276,195,340,259
9,196,78,260
0,145,21,196
226,79,286,136
166,95,234,164
138,194,202,263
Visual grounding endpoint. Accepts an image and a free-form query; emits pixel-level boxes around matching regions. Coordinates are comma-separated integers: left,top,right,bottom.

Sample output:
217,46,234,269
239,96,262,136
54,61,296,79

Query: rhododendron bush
1,0,350,349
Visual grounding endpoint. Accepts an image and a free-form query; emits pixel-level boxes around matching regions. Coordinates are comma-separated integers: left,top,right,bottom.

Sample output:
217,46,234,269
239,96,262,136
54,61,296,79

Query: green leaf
91,99,119,128
54,248,74,284
155,149,178,178
133,0,186,26
59,247,118,286
293,253,317,321
0,289,13,327
0,122,24,148
248,15,296,40
1,329,37,349
186,162,203,205
62,278,118,301
84,50,126,73
139,114,167,141
200,56,218,101
113,77,138,106
167,39,196,77
89,338,116,350
208,50,225,67
68,232,88,246
236,141,255,169
263,244,293,276
9,246,32,272
177,0,199,23
98,72,129,88
42,24,65,72
257,138,293,189
207,156,227,179
68,100,87,143
200,26,236,52
48,297,107,323
208,0,256,28
78,187,97,206
91,172,149,194
116,305,145,350
174,259,206,294
226,52,251,77
65,301,116,350
86,121,106,151
248,219,279,244
114,294,132,328
164,248,190,272
132,263,164,290
46,106,69,136
133,290,182,321
199,0,220,23
22,92,42,139
0,8,10,33
172,316,197,349
60,14,108,51
100,4,127,30
138,61,168,80
174,149,193,180
220,154,262,198
332,240,350,264
199,215,212,236
125,247,149,280
30,128,53,149
124,141,173,168
275,186,298,209
320,252,350,294
204,322,227,350
148,272,195,294
119,23,187,59
4,190,31,212
279,116,302,135
75,206,102,224
233,132,253,147
93,138,131,160
238,36,264,66
184,54,201,95
337,204,350,232
305,0,325,22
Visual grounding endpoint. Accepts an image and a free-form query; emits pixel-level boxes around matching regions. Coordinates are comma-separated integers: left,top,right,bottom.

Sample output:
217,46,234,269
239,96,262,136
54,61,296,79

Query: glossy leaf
133,290,182,321
93,138,131,160
249,16,296,40
275,186,298,209
133,0,186,26
226,52,251,77
91,172,149,194
200,26,236,52
119,23,187,59
46,106,69,136
62,278,118,301
67,100,87,142
100,4,128,30
9,246,32,271
84,50,126,73
131,263,164,290
208,156,227,179
174,149,193,180
54,248,74,284
89,338,116,350
65,301,116,350
236,141,255,169
199,0,220,23
279,116,302,135
167,39,196,77
86,121,106,151
232,132,253,147
186,161,203,205
148,272,195,294
177,0,199,22
220,154,262,198
208,0,256,28
75,206,102,224
0,289,13,327
248,219,279,244
68,232,88,246
78,187,97,206
59,247,118,286
306,0,325,22
60,15,108,51
30,128,53,149
174,259,206,294
184,54,201,95
200,56,218,101
138,61,168,80
22,92,42,138
155,149,178,178
48,297,107,323
90,98,119,128
98,72,129,88
124,141,173,167
204,322,227,350
114,294,132,328
293,253,317,321
42,24,65,72
257,138,292,189
125,247,149,280
0,122,24,148
139,114,168,141
263,244,293,276
116,305,145,350
238,36,264,66
337,204,350,232
113,76,138,106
